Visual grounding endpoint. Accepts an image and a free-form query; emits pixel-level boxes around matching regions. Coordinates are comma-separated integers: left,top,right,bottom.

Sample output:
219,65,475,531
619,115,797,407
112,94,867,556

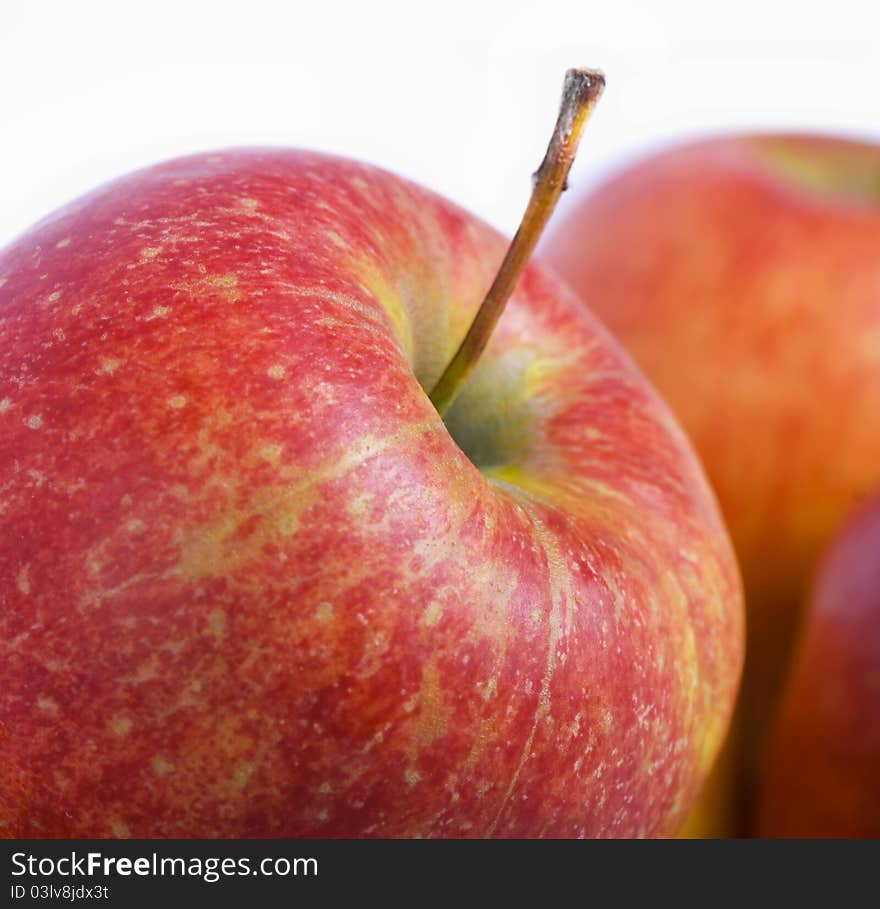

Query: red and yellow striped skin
0,150,742,837
543,135,880,832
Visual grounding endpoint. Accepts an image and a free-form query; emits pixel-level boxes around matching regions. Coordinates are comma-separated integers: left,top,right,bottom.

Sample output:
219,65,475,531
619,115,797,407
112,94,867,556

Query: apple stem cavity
428,67,605,418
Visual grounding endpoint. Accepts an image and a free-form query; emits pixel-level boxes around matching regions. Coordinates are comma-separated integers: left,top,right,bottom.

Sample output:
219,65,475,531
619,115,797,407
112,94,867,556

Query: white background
1,0,879,248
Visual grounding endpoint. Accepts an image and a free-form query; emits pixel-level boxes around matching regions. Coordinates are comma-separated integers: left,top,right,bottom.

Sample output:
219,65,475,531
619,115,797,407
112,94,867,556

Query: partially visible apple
0,73,743,838
542,134,880,828
757,494,880,837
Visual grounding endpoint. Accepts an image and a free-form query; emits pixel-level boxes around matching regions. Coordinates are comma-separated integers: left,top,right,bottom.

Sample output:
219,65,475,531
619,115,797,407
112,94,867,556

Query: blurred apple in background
0,73,744,837
758,494,880,837
542,134,880,830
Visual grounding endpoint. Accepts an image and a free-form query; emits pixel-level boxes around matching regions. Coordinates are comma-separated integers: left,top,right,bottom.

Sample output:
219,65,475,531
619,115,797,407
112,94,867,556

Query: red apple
0,80,742,836
542,134,880,828
758,494,880,837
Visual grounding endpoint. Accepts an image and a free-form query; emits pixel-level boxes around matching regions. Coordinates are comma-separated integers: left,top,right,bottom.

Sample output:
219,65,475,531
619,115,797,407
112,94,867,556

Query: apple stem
428,67,605,417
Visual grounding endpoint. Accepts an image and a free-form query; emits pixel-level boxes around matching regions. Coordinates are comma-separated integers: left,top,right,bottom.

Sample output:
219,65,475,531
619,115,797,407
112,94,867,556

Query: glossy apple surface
0,150,742,837
543,134,880,821
757,495,880,836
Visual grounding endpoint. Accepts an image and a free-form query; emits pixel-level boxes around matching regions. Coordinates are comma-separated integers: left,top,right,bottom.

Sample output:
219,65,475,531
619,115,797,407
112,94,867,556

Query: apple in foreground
542,134,880,827
757,494,880,837
0,73,742,837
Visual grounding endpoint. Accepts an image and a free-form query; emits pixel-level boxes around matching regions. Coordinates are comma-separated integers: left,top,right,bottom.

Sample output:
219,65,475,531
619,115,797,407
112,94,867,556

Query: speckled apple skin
0,150,742,838
543,135,880,801
758,495,880,837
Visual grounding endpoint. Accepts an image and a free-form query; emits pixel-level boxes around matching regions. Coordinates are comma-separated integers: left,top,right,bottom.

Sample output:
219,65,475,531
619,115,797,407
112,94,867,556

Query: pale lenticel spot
56,237,72,248
206,609,227,637
167,395,187,409
422,600,442,627
267,364,285,380
232,764,254,791
109,715,132,736
325,231,348,249
152,757,174,776
98,358,122,375
26,414,43,429
258,444,282,465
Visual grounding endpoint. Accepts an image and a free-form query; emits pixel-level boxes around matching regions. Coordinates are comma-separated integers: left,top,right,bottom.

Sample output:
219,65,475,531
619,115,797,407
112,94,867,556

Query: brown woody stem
428,67,605,417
